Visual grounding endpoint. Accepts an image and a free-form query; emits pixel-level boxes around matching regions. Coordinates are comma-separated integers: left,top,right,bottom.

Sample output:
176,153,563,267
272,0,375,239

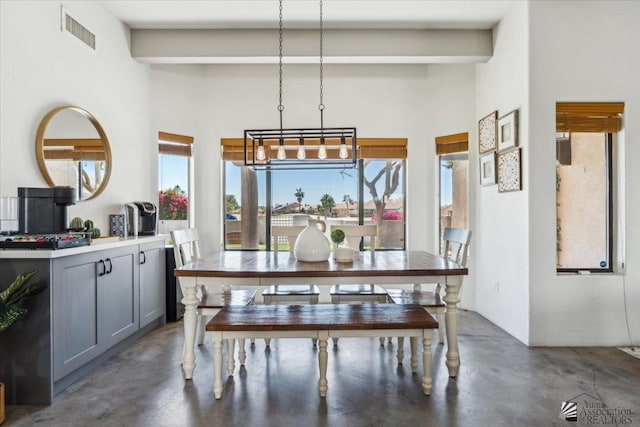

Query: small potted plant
330,228,352,262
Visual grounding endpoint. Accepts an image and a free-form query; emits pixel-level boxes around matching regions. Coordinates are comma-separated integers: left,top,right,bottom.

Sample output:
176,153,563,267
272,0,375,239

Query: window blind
159,131,194,157
435,132,468,155
556,102,624,133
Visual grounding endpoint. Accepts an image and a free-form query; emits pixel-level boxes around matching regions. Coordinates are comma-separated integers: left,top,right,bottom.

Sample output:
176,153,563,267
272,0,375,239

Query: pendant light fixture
244,0,357,170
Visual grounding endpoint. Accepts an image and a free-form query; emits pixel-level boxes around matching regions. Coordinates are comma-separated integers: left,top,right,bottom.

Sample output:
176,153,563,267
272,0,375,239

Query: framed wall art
479,151,496,186
478,111,498,154
497,147,522,192
497,109,519,152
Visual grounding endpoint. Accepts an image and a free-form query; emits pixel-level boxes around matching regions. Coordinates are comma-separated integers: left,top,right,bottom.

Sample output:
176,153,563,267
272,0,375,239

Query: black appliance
18,187,76,234
165,247,184,321
125,202,158,236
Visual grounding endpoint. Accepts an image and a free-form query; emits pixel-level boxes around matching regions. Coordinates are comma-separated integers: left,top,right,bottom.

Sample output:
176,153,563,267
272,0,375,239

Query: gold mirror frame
36,106,112,201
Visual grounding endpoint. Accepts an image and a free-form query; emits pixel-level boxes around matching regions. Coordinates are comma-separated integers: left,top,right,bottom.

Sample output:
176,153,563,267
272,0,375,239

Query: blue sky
159,155,453,207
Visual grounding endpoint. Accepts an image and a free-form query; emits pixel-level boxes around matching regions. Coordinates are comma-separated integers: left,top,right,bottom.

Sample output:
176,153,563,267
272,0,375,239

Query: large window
439,154,468,252
435,132,469,253
222,138,406,251
158,132,193,235
556,132,612,271
555,102,623,272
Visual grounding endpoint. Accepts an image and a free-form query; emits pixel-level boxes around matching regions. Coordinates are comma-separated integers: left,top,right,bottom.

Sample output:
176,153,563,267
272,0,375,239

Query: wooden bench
206,304,438,399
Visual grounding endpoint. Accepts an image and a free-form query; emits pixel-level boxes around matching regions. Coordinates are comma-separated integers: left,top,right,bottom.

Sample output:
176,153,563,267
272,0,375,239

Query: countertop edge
0,235,168,259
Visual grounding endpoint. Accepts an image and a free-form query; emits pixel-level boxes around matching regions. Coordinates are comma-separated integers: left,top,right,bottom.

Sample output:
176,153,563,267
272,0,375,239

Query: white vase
293,219,330,262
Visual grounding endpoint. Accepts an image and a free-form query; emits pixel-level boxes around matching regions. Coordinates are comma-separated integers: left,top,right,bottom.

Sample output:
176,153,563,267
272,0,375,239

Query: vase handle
316,219,326,232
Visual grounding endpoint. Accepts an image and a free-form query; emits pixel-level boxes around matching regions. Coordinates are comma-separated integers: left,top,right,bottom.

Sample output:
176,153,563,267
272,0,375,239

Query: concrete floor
5,310,640,427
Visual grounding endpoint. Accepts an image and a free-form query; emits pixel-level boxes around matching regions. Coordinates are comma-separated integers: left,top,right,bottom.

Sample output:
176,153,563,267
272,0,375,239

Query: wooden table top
206,304,439,331
175,250,467,278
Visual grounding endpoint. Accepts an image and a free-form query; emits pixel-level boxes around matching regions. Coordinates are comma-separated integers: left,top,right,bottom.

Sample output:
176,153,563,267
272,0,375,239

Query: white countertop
0,235,168,259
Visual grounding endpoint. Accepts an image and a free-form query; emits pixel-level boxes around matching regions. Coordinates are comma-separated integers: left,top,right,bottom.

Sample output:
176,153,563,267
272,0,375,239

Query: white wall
474,2,530,343
528,0,640,346
0,1,152,233
150,63,477,303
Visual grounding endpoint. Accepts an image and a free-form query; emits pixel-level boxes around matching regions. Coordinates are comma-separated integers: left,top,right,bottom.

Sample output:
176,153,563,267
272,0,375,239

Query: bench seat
206,303,438,398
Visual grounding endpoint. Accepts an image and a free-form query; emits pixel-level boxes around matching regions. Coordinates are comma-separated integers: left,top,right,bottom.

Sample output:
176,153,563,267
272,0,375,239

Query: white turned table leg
226,339,235,376
318,332,328,397
397,337,405,364
422,331,433,395
444,281,461,377
181,278,198,379
238,339,246,365
410,337,418,373
213,334,224,399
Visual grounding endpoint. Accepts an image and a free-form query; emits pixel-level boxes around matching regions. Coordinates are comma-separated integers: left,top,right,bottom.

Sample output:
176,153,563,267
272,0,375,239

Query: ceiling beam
131,28,492,64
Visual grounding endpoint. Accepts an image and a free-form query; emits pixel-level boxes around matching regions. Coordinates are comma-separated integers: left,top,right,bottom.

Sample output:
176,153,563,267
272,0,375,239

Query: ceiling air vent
61,7,96,51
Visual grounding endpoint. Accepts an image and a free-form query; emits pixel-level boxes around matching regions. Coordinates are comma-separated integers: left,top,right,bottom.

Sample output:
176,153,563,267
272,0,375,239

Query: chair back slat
271,225,305,253
171,228,201,268
443,227,472,267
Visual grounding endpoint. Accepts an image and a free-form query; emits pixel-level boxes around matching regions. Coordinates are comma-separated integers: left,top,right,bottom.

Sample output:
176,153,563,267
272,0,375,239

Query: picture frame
479,151,496,186
478,111,498,154
497,147,522,192
497,109,519,152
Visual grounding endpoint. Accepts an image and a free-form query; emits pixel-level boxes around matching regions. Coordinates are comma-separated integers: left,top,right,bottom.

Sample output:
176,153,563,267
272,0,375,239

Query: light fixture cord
278,0,284,134
319,0,324,132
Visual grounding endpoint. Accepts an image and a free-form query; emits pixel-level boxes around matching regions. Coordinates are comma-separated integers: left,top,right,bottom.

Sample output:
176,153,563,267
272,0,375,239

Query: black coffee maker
18,187,76,234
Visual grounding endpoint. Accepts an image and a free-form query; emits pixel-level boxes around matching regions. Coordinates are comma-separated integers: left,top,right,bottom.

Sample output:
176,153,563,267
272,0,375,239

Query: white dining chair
261,225,320,346
387,227,471,349
329,224,388,345
171,228,256,372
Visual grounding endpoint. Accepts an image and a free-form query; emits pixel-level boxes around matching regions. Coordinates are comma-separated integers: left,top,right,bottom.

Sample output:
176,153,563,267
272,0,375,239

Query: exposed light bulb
277,145,286,160
297,146,306,160
256,145,266,161
339,144,349,159
317,145,327,160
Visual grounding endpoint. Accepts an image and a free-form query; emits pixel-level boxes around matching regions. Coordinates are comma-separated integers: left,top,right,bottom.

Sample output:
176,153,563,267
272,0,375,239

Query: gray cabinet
1,237,166,405
52,251,101,381
99,249,139,349
52,245,139,381
139,240,166,327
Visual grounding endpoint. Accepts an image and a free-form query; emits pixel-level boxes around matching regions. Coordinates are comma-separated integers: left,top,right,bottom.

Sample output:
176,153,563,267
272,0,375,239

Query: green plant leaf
5,282,47,306
0,270,38,301
0,307,27,335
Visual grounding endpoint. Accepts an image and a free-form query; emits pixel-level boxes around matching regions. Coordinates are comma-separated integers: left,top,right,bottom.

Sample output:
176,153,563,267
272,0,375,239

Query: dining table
174,250,468,379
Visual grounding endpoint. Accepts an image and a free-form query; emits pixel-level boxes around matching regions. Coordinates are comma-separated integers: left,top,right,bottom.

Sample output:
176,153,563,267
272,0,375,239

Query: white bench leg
238,339,247,365
437,309,445,344
422,331,433,395
410,337,419,373
397,337,405,364
226,338,236,376
318,333,328,397
213,334,224,399
196,315,207,346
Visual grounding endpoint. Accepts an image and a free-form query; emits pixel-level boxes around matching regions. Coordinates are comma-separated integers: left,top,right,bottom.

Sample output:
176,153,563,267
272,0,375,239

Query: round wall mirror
36,106,112,201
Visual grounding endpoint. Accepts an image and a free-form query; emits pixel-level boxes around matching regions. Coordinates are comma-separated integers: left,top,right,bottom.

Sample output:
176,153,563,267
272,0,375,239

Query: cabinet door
139,241,166,328
52,253,101,381
99,247,139,349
